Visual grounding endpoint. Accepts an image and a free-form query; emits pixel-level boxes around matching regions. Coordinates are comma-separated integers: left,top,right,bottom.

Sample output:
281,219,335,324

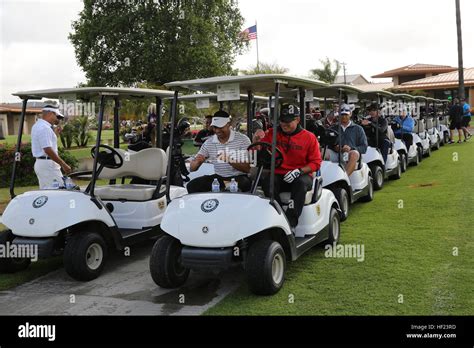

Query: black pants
261,174,313,227
380,138,391,165
396,133,413,149
187,174,251,193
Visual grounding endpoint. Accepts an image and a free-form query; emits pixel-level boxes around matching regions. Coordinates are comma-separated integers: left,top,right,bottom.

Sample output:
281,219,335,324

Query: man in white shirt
31,106,71,189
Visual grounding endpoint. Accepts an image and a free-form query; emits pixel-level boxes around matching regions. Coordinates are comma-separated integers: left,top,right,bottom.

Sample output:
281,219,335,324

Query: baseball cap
340,104,352,115
211,110,230,128
42,105,64,118
279,104,300,122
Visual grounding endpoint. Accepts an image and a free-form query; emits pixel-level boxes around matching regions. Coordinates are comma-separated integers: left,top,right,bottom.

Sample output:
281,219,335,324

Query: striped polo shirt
198,130,251,177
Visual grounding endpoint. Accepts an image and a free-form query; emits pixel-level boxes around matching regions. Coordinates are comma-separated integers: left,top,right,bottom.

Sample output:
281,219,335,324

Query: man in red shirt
256,104,322,227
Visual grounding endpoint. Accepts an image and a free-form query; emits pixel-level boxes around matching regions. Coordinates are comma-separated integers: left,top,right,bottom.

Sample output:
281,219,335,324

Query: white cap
42,106,64,118
340,104,352,115
211,117,230,128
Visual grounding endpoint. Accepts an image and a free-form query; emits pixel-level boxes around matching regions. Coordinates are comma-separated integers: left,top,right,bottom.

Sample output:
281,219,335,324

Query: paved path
0,241,242,315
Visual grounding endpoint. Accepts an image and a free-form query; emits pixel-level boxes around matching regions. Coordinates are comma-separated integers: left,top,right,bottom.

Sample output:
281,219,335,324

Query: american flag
241,25,257,41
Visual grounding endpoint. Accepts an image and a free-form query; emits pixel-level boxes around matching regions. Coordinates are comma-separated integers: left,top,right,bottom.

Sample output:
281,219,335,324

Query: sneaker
447,140,455,144
457,140,462,144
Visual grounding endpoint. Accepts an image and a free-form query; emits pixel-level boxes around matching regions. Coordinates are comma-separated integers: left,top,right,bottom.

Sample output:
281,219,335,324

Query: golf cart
1,87,187,280
309,84,374,221
435,99,451,145
174,93,268,182
391,94,421,167
149,74,341,295
413,96,432,158
358,90,402,190
424,97,442,150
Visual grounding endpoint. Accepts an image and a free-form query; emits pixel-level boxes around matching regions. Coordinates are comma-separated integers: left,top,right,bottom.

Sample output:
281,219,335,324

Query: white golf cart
309,84,374,221
358,90,402,190
391,94,422,167
436,99,451,145
424,97,442,150
1,87,186,281
149,75,341,295
413,96,432,159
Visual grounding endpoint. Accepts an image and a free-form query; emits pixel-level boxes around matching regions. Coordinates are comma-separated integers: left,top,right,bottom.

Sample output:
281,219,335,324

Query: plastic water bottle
229,178,238,193
64,177,75,190
51,179,60,189
211,178,220,193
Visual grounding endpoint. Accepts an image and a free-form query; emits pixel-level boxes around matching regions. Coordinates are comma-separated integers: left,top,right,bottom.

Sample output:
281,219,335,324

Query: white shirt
31,118,58,158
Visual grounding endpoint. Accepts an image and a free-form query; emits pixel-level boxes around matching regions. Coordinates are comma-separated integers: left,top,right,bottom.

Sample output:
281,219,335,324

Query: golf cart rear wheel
370,164,384,191
325,207,341,245
333,187,349,221
360,177,374,202
64,231,108,281
149,235,189,288
389,161,402,180
0,230,31,273
246,240,286,295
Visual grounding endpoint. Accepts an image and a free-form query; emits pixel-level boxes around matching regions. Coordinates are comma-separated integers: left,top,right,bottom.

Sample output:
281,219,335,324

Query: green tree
240,61,289,75
310,58,341,83
69,0,247,86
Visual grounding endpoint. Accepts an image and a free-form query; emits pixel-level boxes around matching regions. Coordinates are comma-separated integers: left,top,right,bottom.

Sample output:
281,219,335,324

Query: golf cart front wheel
0,230,31,273
360,177,374,202
400,153,407,172
370,164,384,191
325,207,341,245
333,187,349,221
246,240,286,295
64,231,108,281
149,235,189,288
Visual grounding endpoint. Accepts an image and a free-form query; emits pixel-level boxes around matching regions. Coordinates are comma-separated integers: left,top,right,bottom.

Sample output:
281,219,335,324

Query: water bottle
64,177,75,190
51,179,60,189
211,178,220,193
229,178,238,193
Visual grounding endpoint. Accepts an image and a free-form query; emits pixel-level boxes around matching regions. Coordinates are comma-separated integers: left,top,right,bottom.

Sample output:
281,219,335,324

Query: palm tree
310,58,341,83
455,0,465,99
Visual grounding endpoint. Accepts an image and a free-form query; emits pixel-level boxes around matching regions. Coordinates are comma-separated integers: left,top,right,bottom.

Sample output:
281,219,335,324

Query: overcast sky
1,0,473,102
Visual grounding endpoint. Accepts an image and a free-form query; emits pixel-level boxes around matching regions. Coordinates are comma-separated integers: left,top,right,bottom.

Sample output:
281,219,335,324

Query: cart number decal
201,199,219,213
32,196,48,208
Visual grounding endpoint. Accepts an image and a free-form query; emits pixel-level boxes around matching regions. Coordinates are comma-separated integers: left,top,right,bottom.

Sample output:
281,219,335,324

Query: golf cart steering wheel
247,142,284,169
90,144,124,169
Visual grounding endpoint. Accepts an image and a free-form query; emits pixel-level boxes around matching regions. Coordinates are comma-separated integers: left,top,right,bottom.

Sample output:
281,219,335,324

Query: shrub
72,116,94,147
59,123,78,149
0,143,78,188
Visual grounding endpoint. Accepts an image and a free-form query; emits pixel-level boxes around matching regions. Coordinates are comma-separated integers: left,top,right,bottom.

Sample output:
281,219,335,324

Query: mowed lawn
206,140,474,315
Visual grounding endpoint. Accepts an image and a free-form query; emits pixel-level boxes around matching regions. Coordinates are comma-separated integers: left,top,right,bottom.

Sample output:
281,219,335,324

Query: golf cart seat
279,174,322,205
95,148,167,201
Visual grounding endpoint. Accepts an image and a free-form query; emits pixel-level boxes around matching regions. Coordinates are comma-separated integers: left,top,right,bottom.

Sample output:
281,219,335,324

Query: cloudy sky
1,0,473,102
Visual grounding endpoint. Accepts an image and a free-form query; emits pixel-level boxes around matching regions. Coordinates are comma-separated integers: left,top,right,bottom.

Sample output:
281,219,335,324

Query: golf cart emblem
158,200,165,210
201,199,219,213
29,218,35,225
202,226,209,233
32,196,48,208
316,205,321,216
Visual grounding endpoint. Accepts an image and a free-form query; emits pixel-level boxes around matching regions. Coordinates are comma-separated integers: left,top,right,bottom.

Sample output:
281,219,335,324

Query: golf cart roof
311,84,364,98
413,95,429,102
176,93,268,102
393,93,416,101
165,74,328,94
359,90,396,100
12,87,175,100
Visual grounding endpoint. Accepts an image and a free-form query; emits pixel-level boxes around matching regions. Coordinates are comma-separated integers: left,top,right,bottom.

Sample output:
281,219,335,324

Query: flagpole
255,20,260,73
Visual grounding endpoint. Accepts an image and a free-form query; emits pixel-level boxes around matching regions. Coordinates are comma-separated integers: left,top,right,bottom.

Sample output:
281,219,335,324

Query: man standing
31,105,71,189
361,103,391,164
461,98,472,140
258,104,322,228
448,98,464,144
188,110,252,192
327,105,368,176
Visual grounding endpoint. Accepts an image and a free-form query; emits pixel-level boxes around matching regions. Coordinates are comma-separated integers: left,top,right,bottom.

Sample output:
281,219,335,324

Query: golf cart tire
325,207,341,246
360,177,374,203
0,230,31,273
370,164,384,191
418,146,423,162
443,132,450,145
333,187,349,222
149,235,190,289
64,231,108,281
425,145,431,157
389,161,402,180
246,239,286,296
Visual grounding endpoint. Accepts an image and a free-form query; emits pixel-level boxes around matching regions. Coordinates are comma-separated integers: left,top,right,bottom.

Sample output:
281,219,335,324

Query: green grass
205,141,474,315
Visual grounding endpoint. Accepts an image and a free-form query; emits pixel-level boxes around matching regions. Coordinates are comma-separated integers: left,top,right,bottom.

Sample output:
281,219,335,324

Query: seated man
361,103,391,164
327,104,368,176
187,110,251,193
393,108,415,148
257,104,322,228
